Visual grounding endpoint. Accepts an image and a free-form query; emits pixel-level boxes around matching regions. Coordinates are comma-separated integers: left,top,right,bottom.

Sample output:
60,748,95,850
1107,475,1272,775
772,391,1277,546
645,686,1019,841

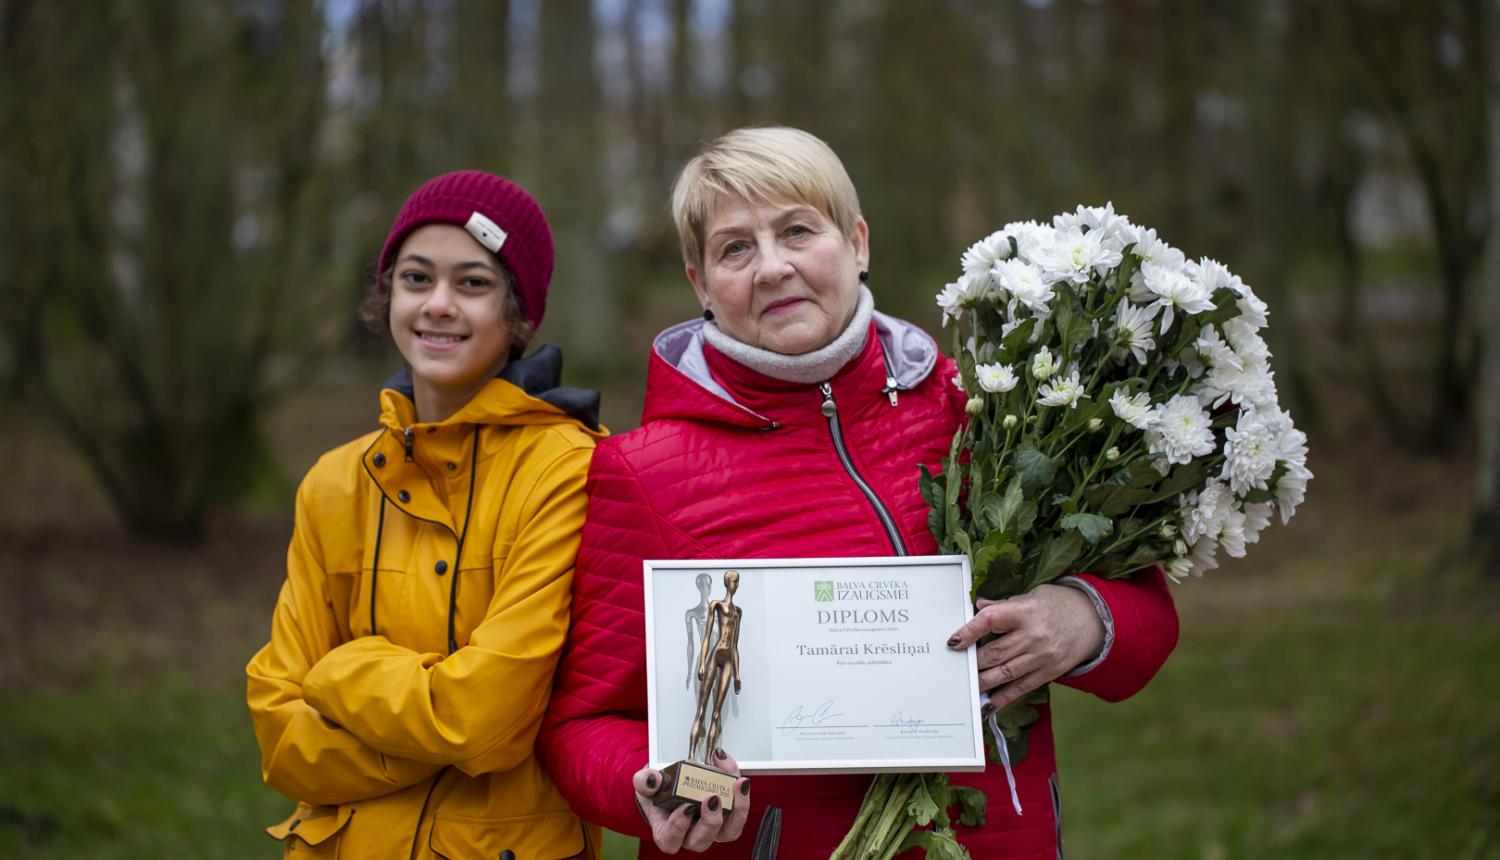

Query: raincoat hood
378,343,603,432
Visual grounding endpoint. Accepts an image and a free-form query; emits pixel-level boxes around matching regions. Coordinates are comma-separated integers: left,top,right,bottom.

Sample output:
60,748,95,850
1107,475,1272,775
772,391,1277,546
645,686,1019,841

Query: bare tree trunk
537,0,614,368
1472,0,1500,579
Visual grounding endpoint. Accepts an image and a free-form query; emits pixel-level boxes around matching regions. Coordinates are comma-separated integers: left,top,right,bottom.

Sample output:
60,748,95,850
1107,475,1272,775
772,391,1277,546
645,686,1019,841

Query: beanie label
465,211,508,255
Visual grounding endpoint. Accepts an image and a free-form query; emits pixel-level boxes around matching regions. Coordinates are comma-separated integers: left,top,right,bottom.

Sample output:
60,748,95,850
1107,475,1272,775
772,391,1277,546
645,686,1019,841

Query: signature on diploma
889,711,926,728
779,700,844,734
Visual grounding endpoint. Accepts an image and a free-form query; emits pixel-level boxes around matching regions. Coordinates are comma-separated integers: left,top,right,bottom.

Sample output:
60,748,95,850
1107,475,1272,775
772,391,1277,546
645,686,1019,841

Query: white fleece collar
700,286,875,384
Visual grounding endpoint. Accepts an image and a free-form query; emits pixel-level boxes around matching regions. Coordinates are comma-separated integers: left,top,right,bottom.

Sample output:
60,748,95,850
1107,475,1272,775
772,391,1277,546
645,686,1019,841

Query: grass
1,386,1497,858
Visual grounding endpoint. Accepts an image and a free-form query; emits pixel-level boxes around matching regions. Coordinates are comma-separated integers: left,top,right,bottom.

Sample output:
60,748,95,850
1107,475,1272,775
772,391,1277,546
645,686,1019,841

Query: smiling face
687,196,868,356
388,224,514,421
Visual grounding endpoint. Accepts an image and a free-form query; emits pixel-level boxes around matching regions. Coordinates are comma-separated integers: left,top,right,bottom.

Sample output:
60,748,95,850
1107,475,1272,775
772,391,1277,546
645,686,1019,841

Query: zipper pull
403,427,415,462
819,382,836,418
883,375,899,408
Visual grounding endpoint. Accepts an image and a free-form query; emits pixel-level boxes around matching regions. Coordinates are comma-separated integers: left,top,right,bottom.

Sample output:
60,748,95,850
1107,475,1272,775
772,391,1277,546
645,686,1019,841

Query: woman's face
388,224,513,418
687,196,868,356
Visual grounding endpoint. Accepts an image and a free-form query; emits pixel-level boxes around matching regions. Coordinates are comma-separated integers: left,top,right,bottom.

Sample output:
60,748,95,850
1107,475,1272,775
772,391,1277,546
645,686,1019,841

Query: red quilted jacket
539,314,1179,860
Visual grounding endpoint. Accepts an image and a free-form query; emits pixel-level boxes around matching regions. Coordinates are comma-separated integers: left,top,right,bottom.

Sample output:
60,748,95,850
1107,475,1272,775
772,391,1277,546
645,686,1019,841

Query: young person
248,171,606,858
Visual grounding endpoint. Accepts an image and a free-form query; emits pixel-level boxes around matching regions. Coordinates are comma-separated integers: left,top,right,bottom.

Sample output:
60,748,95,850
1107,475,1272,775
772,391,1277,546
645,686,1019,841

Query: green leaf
1116,245,1141,290
1014,447,1057,494
980,477,1024,533
1053,298,1093,353
927,507,947,547
1000,316,1037,355
918,464,943,510
898,830,971,860
906,777,941,826
1242,487,1275,504
974,534,1022,587
952,786,988,828
1033,531,1084,584
1012,501,1038,537
1085,484,1154,517
975,568,1026,601
1126,459,1163,489
1149,459,1208,503
1204,286,1242,326
1060,512,1114,543
953,529,972,556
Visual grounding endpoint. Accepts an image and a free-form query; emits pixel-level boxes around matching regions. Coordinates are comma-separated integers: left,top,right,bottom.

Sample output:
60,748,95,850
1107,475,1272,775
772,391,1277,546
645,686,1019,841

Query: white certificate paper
644,556,984,774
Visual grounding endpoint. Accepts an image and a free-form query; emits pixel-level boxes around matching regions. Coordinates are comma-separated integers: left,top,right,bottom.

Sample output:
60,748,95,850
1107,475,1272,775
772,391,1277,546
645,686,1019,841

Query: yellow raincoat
247,347,606,859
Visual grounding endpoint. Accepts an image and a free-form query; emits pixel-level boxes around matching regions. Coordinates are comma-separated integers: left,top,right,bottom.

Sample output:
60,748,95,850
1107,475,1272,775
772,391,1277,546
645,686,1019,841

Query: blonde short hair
671,126,863,268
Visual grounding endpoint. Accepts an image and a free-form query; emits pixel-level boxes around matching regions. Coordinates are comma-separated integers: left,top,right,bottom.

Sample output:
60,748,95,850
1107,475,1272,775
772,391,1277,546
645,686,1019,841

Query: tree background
1,1,1497,857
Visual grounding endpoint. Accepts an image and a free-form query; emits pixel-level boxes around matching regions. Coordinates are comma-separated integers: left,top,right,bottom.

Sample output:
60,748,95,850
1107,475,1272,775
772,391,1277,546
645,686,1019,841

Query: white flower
1181,480,1232,545
1037,368,1087,408
962,231,1013,276
966,335,997,364
966,396,985,416
1130,227,1187,270
936,281,964,325
1230,274,1269,330
1223,318,1271,365
1146,394,1217,465
1000,220,1053,259
936,272,996,326
1195,326,1242,371
1053,202,1135,252
1031,345,1059,381
994,259,1055,317
1221,410,1280,494
1241,501,1274,546
1108,389,1156,430
975,362,1019,394
1219,505,1248,558
1032,227,1124,286
1195,352,1276,411
1112,301,1158,364
1164,555,1194,583
1136,261,1216,333
1185,257,1231,293
1274,462,1311,525
951,372,967,394
1186,536,1220,577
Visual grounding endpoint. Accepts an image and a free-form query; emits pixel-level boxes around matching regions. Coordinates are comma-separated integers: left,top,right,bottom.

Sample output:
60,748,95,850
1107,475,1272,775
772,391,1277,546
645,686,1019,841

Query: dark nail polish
981,702,996,717
740,778,752,796
645,773,658,790
714,747,726,761
947,636,961,648
707,794,720,813
688,804,702,819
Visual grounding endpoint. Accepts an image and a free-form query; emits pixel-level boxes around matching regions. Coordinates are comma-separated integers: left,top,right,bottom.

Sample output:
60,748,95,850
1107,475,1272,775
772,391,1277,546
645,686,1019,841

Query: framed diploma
643,555,985,775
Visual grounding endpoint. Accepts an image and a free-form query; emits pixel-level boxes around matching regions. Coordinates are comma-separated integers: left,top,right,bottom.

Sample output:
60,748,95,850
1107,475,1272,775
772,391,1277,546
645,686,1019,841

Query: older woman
540,128,1178,858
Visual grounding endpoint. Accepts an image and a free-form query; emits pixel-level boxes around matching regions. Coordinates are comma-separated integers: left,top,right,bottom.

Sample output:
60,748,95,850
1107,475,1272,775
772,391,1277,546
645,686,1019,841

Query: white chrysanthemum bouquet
833,204,1311,859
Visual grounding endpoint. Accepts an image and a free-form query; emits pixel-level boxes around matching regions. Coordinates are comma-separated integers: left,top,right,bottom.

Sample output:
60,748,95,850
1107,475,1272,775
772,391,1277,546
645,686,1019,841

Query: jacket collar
642,312,938,428
380,344,604,432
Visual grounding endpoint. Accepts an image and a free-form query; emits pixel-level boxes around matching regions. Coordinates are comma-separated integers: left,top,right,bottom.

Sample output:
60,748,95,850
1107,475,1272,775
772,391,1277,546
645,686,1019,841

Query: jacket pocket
267,803,354,856
429,810,586,860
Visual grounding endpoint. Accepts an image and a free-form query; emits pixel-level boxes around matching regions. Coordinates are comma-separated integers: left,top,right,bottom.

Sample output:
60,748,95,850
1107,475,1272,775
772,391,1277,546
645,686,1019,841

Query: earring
703,308,715,322
858,270,869,284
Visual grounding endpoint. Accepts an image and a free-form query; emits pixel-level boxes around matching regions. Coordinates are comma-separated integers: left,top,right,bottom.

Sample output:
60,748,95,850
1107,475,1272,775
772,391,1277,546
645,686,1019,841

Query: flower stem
832,774,894,860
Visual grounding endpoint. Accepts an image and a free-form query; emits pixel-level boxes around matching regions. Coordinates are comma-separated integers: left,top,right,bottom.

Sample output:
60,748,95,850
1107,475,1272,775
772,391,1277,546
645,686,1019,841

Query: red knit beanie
378,171,554,329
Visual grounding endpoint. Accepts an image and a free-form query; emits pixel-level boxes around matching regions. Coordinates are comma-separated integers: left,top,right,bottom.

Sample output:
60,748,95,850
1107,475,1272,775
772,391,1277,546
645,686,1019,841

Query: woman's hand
946,584,1105,713
633,749,752,853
